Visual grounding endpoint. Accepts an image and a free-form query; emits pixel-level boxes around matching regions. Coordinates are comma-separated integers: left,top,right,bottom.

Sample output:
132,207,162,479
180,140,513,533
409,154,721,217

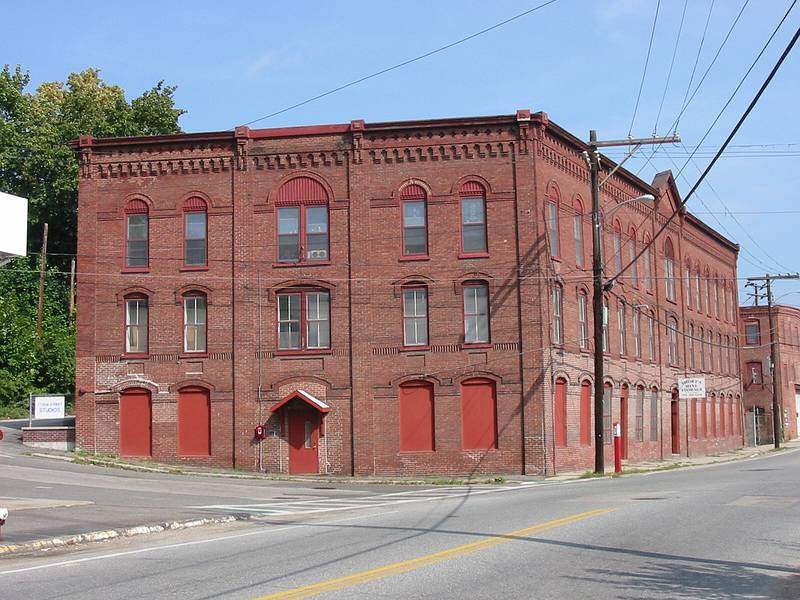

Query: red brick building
72,110,744,476
739,304,800,444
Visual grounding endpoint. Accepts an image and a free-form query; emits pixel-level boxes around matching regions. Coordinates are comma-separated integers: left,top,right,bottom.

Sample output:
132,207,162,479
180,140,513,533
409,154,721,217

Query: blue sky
3,0,799,301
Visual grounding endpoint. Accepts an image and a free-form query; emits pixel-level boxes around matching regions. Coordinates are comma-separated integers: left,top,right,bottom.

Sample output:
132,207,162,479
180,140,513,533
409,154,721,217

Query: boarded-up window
580,381,592,446
554,378,567,447
635,386,644,442
119,388,151,457
461,378,498,450
710,396,717,438
701,399,708,438
650,388,659,442
178,387,211,456
400,381,434,451
603,384,612,444
720,397,726,437
691,398,698,439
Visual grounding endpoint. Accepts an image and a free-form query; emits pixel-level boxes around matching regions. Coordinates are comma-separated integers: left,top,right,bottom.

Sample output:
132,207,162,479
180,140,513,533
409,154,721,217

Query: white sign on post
678,377,706,399
33,395,66,419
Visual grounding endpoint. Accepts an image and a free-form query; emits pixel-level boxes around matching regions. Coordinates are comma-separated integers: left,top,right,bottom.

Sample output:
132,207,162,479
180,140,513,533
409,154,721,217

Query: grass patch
578,471,609,479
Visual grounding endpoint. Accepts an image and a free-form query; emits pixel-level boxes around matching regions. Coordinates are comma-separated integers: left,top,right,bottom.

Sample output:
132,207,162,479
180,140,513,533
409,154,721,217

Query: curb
0,515,241,557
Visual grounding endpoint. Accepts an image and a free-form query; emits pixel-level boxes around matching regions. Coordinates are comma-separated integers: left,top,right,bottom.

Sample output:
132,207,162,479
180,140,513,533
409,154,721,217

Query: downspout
510,142,527,474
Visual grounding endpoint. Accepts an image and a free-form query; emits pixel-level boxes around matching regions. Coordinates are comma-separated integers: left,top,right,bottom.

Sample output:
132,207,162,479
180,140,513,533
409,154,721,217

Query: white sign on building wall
678,377,706,399
0,191,28,263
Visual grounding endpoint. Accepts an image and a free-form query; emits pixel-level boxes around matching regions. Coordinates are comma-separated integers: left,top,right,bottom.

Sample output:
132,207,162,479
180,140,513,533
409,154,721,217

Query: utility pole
587,131,679,474
69,257,76,317
37,223,49,344
747,273,800,448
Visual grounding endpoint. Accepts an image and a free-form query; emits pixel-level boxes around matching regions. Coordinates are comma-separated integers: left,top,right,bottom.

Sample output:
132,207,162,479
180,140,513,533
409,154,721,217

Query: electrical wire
628,0,662,137
653,0,688,136
235,0,563,128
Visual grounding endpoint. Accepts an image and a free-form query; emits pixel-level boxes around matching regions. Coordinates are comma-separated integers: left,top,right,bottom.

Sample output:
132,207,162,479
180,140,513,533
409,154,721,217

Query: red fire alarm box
254,425,266,440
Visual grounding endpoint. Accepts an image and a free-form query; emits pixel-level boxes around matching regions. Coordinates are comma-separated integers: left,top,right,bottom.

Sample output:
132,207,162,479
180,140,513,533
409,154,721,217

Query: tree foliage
0,65,185,256
0,66,185,414
0,258,74,417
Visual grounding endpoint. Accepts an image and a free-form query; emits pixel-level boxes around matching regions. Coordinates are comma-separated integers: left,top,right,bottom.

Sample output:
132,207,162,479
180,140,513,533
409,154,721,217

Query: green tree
0,66,185,414
0,65,185,256
0,258,75,417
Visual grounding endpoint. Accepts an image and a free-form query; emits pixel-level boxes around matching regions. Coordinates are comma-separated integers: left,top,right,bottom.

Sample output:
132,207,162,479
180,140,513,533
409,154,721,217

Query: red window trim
123,200,150,273
462,281,490,347
275,288,331,353
400,186,429,259
401,284,429,349
122,293,149,358
458,185,488,258
183,198,208,269
275,202,331,265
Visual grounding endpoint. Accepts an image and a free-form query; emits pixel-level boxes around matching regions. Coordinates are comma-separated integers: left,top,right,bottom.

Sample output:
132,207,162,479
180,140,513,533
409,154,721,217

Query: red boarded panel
178,388,211,456
125,199,149,214
276,177,328,205
554,379,567,447
579,381,591,446
399,184,427,200
400,382,435,451
184,196,208,212
459,181,485,196
461,379,497,450
119,388,151,457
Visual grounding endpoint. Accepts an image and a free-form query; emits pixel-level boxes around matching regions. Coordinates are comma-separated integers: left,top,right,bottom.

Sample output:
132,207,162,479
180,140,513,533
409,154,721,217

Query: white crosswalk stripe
194,483,539,517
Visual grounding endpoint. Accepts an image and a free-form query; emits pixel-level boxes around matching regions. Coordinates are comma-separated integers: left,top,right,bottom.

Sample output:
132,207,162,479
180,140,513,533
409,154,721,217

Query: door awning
270,389,331,413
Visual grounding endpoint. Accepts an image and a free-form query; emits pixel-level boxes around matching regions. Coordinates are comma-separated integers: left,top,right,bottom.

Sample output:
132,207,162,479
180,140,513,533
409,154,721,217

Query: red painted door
178,388,211,456
620,386,629,459
671,399,680,454
120,388,151,457
288,410,319,474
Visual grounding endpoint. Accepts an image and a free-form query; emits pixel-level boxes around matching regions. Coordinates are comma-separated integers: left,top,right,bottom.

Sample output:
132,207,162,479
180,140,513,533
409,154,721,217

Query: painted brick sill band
0,515,240,557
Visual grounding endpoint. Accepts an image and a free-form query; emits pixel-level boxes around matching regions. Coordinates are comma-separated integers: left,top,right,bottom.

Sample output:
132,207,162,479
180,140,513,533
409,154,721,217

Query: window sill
399,255,430,262
272,260,332,268
274,349,332,357
463,343,492,350
123,353,149,360
180,265,209,272
180,352,208,359
398,450,436,455
121,267,150,274
400,345,430,352
458,252,490,259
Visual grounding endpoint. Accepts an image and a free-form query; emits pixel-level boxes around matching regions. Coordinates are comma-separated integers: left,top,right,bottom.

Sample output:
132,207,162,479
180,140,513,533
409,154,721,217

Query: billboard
0,191,28,262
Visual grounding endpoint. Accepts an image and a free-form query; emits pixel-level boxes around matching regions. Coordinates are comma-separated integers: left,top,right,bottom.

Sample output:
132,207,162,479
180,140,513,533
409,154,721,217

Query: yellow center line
254,507,615,599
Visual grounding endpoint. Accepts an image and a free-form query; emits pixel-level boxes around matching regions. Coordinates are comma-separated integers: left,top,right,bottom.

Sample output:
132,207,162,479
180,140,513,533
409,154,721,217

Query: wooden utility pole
747,273,800,448
586,131,679,474
69,257,76,316
37,223,49,343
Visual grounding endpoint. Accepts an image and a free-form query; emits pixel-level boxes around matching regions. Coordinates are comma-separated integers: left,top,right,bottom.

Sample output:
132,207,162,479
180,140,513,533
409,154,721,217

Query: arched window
580,380,592,445
643,235,653,290
649,386,659,441
664,238,676,301
667,316,679,365
685,263,692,308
125,199,149,269
276,177,330,263
627,227,638,285
578,290,589,350
633,305,642,358
602,295,610,352
617,298,627,356
277,287,330,351
463,281,490,345
552,284,563,345
688,323,695,370
400,380,434,451
183,292,207,353
635,385,645,442
603,382,613,443
696,269,703,312
459,182,487,255
612,221,623,274
554,377,568,447
184,197,208,267
574,197,585,268
461,378,497,450
647,311,656,361
124,293,148,355
699,326,706,371
402,283,428,347
714,275,720,319
705,268,712,315
401,184,428,257
546,184,560,257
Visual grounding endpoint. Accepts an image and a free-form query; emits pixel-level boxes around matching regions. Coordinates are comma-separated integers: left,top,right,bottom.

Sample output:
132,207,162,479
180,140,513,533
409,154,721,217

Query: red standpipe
613,421,622,474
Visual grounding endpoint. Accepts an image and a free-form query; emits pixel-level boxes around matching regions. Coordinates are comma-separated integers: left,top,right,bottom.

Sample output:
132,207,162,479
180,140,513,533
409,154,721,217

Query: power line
235,0,563,128
608,19,800,289
654,0,688,136
628,0,661,137
676,0,716,133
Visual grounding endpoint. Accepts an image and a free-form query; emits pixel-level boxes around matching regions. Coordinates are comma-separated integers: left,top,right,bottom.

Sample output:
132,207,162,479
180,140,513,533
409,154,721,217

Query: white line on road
0,511,398,576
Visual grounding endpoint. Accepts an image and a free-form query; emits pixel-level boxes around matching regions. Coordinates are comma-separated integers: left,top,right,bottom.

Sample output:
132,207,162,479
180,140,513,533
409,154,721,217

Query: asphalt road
2,448,799,599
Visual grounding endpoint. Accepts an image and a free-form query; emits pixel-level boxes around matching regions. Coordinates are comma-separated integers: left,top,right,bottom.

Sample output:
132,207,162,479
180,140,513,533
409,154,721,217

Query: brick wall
73,112,743,476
